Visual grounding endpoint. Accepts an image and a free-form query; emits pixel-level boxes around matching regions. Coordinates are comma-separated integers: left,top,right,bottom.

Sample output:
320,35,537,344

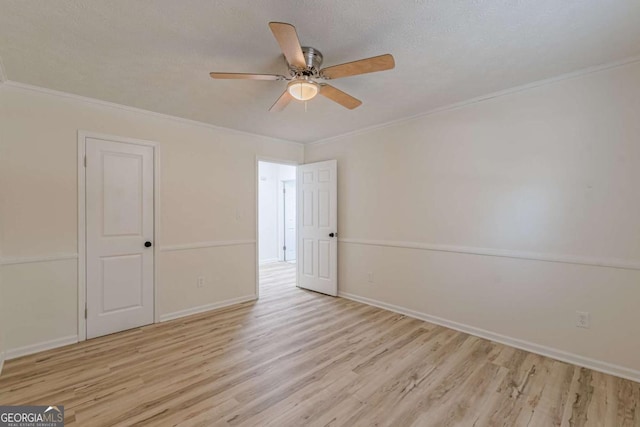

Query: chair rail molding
339,238,640,271
160,239,256,252
0,253,79,266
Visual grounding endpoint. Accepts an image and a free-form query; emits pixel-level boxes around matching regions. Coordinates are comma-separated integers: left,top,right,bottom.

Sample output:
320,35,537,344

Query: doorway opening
258,160,297,295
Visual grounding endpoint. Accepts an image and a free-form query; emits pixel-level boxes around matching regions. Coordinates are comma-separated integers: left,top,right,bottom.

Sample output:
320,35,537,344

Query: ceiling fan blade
269,90,294,112
268,22,306,69
320,54,395,79
319,84,362,110
210,72,286,81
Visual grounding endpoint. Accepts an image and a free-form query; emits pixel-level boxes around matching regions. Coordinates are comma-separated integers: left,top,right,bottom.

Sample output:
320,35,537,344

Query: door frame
255,156,299,299
282,179,296,262
77,131,161,342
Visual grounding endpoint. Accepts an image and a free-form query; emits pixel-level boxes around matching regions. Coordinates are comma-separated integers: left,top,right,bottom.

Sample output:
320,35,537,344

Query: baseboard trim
0,351,5,375
6,335,78,361
339,291,640,383
159,295,257,322
3,297,257,360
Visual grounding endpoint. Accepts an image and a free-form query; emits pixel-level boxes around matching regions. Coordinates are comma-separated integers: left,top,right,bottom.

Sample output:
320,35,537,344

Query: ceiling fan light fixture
210,22,394,111
287,79,319,101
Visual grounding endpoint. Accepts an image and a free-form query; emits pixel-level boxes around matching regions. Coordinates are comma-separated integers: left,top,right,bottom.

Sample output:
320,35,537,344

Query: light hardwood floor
1,262,638,426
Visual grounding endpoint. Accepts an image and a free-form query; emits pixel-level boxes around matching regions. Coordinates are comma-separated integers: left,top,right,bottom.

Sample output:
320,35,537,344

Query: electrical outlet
197,276,205,288
367,272,374,283
576,311,590,329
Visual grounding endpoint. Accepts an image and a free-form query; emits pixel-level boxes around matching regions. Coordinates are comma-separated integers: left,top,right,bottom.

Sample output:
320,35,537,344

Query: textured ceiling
1,1,639,143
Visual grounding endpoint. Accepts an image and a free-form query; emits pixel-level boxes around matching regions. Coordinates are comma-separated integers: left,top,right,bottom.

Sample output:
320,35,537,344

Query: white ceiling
1,1,639,143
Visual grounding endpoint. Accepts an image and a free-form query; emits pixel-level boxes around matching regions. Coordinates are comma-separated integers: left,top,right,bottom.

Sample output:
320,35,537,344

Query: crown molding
1,80,304,148
3,54,639,147
307,55,640,147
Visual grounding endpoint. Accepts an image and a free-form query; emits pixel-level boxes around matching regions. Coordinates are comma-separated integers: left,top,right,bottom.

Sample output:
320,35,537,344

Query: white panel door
297,160,337,296
86,137,154,339
283,179,296,262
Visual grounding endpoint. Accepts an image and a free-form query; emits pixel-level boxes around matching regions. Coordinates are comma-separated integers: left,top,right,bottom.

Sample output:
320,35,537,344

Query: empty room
0,1,639,426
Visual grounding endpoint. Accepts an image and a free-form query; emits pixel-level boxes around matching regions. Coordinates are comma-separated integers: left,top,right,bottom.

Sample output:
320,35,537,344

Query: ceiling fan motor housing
288,47,323,77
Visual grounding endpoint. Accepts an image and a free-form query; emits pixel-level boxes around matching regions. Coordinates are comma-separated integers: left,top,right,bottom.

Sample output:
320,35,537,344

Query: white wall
258,162,280,264
258,162,296,264
0,83,303,357
276,165,296,262
0,239,5,374
0,116,6,373
305,60,640,380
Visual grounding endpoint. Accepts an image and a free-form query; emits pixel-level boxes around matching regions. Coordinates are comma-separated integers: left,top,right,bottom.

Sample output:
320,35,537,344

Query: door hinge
283,246,286,251
83,155,87,167
283,188,286,194
84,304,87,319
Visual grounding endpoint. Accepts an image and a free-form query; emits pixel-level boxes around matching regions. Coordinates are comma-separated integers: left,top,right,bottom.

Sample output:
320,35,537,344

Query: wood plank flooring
1,262,638,426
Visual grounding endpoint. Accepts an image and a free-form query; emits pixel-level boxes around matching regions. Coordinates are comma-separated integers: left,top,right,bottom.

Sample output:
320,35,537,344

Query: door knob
329,233,337,238
144,241,152,248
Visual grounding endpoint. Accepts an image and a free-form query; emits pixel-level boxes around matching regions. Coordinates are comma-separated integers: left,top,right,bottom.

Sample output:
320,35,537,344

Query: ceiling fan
210,22,395,111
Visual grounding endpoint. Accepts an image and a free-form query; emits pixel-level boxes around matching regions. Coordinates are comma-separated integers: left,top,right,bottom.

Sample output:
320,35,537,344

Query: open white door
85,137,155,339
297,160,338,296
